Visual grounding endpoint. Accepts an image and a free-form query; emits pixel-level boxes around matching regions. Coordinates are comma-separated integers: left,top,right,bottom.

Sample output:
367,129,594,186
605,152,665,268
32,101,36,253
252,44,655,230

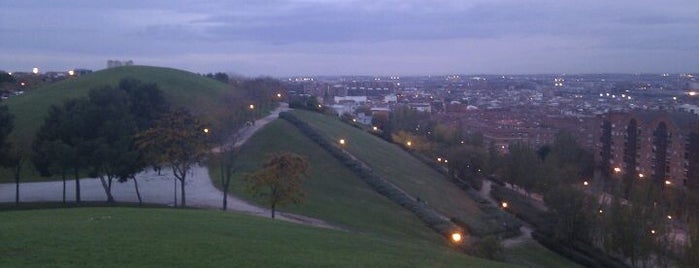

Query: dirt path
479,180,534,248
0,104,340,230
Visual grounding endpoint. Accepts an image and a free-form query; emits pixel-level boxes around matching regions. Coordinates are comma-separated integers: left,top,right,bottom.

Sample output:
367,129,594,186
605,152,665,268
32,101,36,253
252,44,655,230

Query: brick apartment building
595,111,699,189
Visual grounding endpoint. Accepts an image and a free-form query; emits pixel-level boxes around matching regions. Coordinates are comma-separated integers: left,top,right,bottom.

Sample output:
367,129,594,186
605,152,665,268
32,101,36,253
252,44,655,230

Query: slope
0,207,510,267
5,65,228,148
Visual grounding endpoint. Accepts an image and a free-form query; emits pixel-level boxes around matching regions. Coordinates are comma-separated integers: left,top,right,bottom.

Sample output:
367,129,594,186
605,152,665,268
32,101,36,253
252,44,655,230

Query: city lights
68,70,75,76
639,173,644,178
613,167,621,173
665,180,672,185
583,181,589,186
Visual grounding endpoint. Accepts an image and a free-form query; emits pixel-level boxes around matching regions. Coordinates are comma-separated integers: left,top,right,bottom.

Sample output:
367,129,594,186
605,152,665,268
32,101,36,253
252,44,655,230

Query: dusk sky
2,0,698,76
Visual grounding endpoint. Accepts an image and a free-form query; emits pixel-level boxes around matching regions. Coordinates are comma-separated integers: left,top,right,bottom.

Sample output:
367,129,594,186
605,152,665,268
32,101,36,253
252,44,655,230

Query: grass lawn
209,119,446,243
289,110,483,222
505,241,584,268
0,207,511,267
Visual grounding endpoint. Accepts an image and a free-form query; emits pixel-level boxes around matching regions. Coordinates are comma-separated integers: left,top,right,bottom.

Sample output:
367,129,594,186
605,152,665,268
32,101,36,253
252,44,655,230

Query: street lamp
450,232,463,243
339,139,346,146
583,181,589,186
406,141,412,147
501,201,508,208
249,104,255,110
613,167,621,173
203,128,209,134
639,173,644,178
372,126,378,131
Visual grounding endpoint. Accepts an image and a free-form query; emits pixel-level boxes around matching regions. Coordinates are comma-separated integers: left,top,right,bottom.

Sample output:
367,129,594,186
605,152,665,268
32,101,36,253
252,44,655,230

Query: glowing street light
68,70,75,76
249,104,255,110
450,232,463,243
639,173,645,178
650,229,657,235
437,157,442,162
339,139,346,146
372,126,378,131
406,141,412,147
32,67,39,74
599,209,604,214
203,128,209,134
613,167,621,173
444,159,448,163
665,180,672,185
583,181,589,186
276,93,282,98
501,201,508,208
667,215,673,220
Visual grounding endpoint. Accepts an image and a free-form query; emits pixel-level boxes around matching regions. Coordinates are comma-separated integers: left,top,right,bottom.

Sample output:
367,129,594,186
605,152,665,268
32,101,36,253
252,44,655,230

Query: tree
244,152,309,218
501,142,540,195
31,99,89,203
136,108,212,207
0,105,17,202
544,185,596,243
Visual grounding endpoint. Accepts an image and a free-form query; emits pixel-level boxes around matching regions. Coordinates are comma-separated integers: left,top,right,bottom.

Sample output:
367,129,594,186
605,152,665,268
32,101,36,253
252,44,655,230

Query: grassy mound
211,119,443,242
5,65,228,148
0,207,508,267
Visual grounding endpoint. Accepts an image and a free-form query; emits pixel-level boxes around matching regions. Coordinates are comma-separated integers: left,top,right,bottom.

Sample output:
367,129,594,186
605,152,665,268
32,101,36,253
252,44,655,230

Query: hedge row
280,112,461,238
408,150,522,238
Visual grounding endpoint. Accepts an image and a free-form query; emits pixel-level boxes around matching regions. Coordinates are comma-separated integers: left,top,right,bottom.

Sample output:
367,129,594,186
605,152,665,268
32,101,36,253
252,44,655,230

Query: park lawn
505,241,584,268
209,119,447,244
289,110,483,222
0,207,511,267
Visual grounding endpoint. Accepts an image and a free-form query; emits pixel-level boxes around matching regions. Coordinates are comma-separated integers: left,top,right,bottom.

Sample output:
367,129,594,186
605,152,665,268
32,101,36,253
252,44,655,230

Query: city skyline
2,0,698,76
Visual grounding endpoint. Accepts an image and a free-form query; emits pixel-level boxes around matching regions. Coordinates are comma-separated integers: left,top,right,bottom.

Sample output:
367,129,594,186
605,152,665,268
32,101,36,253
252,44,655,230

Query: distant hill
4,65,229,148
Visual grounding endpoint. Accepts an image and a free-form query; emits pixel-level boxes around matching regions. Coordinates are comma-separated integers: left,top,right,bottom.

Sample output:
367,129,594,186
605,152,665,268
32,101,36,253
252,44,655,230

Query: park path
0,103,340,230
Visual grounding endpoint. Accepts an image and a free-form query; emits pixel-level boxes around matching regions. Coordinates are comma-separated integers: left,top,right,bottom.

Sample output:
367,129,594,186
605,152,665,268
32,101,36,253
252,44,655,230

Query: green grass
283,110,582,267
505,241,584,268
5,65,228,149
210,119,445,243
0,207,510,267
289,110,483,222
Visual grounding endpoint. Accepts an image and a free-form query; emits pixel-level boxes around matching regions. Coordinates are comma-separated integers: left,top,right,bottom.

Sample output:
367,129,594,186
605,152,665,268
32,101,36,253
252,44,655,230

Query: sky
1,0,698,76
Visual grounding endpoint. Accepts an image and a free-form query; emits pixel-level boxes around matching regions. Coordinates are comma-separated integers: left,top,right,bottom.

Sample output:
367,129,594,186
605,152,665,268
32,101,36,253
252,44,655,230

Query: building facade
595,111,699,189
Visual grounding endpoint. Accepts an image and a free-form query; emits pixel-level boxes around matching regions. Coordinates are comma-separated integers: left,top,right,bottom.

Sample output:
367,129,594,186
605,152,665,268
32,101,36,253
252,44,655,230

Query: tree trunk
222,179,230,210
14,173,19,204
180,177,186,208
133,176,142,206
98,175,115,203
74,168,81,203
173,178,178,207
61,171,66,203
271,203,276,219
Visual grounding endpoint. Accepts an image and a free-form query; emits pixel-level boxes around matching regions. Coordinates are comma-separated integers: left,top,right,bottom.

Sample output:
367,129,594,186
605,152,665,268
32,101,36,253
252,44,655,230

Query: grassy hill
0,207,509,267
5,65,228,148
211,115,580,267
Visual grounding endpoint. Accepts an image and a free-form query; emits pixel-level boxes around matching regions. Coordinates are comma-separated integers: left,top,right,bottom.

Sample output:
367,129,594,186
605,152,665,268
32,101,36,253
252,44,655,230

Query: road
0,103,339,230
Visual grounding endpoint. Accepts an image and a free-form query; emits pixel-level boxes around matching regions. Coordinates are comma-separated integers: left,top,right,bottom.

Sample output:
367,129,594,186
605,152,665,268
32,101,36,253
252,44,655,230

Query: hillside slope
5,65,228,147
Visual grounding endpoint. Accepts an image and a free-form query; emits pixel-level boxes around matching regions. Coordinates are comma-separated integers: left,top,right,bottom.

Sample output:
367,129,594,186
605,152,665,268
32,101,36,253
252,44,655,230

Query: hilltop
4,65,229,148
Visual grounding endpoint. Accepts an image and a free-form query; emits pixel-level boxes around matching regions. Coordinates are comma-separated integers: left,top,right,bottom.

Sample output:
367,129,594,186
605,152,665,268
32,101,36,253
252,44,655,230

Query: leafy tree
208,97,247,210
544,185,596,243
136,108,212,207
32,99,90,202
0,106,17,202
244,152,309,218
81,86,137,202
501,142,540,195
473,236,504,261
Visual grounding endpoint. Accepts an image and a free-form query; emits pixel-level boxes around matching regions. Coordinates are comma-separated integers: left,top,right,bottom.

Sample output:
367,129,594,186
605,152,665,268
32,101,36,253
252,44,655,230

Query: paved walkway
0,104,339,230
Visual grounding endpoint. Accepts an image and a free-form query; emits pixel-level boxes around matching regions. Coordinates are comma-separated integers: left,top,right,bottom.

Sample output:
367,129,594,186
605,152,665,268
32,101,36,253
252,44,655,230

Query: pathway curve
0,103,340,230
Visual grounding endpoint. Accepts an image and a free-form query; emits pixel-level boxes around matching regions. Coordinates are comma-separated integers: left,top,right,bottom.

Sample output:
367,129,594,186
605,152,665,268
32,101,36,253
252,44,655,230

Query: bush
473,236,505,261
